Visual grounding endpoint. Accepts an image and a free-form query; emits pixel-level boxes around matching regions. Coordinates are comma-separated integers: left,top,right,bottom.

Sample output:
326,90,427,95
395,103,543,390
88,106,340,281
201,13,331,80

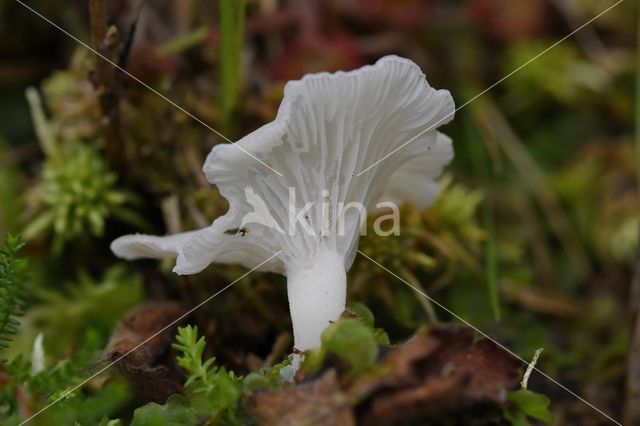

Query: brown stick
264,332,293,367
624,225,640,425
89,0,106,44
89,0,122,166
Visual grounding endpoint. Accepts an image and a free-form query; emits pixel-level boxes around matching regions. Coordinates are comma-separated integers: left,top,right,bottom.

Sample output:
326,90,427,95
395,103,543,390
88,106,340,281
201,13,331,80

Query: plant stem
158,27,209,56
89,0,106,44
464,112,500,321
25,88,57,159
89,0,122,167
219,0,246,134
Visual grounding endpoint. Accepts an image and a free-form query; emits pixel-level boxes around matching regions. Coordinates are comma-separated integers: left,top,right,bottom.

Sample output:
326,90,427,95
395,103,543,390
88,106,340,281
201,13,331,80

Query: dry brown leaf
102,301,186,404
248,325,521,425
248,370,356,426
352,325,522,425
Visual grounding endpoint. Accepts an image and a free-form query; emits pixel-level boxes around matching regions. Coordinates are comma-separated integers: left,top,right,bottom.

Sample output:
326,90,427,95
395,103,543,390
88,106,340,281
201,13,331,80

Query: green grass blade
464,113,501,321
219,0,246,134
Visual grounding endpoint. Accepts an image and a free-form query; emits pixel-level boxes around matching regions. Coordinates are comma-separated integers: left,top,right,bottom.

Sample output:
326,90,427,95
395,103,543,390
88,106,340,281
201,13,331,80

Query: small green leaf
242,372,271,391
242,358,290,392
508,390,552,423
300,346,325,376
322,319,378,377
349,302,375,327
503,409,532,426
131,395,198,426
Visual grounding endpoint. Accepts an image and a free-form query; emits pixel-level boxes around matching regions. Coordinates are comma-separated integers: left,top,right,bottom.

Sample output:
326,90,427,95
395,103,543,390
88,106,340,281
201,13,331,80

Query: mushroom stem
286,248,347,353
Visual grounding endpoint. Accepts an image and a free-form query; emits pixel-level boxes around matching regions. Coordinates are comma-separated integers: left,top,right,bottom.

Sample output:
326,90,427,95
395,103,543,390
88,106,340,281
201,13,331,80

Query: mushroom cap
379,132,453,208
111,55,455,275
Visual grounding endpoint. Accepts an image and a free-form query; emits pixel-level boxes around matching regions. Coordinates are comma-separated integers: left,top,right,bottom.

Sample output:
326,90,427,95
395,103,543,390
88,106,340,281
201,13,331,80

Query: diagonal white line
15,0,284,177
357,249,622,425
356,0,624,176
18,251,282,425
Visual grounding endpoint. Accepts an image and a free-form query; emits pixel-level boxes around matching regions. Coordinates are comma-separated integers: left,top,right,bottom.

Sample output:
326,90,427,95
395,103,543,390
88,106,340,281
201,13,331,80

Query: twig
501,281,583,318
88,0,123,166
264,332,292,367
161,195,182,235
185,147,210,188
89,0,106,44
117,0,144,68
521,348,543,390
399,268,439,324
184,197,209,229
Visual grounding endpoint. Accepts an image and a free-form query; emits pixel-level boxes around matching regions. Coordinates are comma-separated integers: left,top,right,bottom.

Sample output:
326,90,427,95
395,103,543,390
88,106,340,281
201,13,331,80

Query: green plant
8,265,143,359
241,358,291,392
302,308,388,379
23,87,145,253
504,41,609,108
356,180,486,328
130,395,200,426
0,234,29,356
503,389,552,425
173,325,240,398
132,325,295,425
172,325,241,416
0,329,130,425
24,141,143,253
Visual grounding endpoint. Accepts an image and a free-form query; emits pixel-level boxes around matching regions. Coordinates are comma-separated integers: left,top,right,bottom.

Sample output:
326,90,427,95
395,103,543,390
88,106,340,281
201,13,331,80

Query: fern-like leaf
0,233,29,356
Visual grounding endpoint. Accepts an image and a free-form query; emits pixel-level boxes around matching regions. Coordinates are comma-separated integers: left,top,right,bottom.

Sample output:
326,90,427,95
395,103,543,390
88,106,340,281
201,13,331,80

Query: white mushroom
111,55,455,372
